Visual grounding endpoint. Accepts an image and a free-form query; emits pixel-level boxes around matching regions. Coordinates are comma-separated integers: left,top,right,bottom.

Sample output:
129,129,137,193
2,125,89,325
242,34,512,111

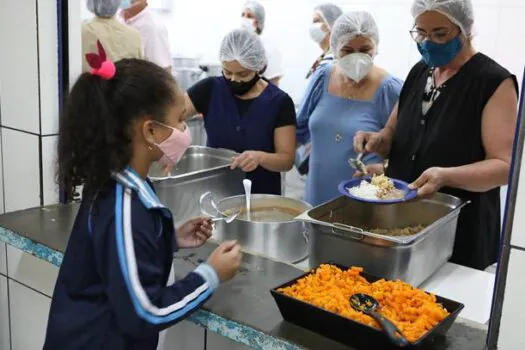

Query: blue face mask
417,35,463,67
120,0,132,9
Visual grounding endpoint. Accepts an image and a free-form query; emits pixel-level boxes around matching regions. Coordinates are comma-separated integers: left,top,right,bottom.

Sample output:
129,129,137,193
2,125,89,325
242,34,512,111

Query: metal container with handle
295,193,469,286
200,192,312,264
149,146,244,226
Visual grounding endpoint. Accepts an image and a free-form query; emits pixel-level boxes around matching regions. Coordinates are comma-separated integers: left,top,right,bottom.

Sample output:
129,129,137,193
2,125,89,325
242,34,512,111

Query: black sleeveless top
387,53,518,270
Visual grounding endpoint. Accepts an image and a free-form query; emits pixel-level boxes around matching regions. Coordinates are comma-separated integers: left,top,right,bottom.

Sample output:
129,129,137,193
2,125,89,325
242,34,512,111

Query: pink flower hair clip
85,40,116,80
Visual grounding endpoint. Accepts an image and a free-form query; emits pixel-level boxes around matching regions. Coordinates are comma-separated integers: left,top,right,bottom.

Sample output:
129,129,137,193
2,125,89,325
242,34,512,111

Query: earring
148,146,153,151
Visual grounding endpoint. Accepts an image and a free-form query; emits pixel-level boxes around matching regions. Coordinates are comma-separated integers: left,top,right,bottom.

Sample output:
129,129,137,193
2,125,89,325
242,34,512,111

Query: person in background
241,1,284,86
82,0,143,72
284,3,343,200
354,0,518,270
44,53,242,349
183,29,296,195
306,3,343,79
120,0,172,71
297,11,402,206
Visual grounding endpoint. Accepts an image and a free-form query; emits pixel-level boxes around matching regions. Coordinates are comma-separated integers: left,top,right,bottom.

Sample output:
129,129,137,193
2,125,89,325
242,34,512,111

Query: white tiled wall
134,0,525,102
42,136,59,206
498,248,525,350
0,276,9,350
0,0,40,134
37,0,59,136
1,129,40,213
6,246,59,298
9,280,51,350
0,243,6,276
0,0,62,213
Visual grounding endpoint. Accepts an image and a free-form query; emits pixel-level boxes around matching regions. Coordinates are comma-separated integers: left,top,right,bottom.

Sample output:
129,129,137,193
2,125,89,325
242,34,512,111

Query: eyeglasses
409,26,459,44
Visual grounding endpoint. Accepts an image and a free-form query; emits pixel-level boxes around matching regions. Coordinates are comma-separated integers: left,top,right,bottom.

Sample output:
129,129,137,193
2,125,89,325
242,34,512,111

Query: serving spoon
350,293,410,347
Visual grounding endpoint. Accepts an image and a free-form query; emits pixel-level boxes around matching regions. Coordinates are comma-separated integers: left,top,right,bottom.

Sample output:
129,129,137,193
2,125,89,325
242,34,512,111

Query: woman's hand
176,217,213,249
230,151,264,172
353,128,393,158
409,167,449,198
353,163,385,177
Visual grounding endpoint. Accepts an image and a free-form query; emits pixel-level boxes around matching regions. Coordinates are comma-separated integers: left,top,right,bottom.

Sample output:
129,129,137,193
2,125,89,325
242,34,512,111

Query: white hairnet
314,3,343,31
87,0,121,17
411,0,474,36
219,29,267,72
243,1,266,33
330,11,379,58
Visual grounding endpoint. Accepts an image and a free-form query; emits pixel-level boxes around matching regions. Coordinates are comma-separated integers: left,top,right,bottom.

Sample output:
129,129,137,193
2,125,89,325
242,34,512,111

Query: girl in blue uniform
183,29,296,195
44,45,242,349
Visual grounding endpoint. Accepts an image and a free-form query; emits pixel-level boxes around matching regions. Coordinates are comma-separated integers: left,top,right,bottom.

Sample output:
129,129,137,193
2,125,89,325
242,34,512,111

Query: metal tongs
349,155,390,176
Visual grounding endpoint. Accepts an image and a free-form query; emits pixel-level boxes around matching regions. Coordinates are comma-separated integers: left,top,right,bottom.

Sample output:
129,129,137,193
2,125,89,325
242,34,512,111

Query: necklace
334,74,368,143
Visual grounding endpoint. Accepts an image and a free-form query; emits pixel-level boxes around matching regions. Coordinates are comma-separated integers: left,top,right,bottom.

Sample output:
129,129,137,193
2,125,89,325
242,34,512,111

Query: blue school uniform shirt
296,64,402,206
43,168,219,350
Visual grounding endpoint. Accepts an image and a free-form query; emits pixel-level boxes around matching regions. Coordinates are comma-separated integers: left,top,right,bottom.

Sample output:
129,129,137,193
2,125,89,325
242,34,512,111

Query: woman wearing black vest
354,0,518,271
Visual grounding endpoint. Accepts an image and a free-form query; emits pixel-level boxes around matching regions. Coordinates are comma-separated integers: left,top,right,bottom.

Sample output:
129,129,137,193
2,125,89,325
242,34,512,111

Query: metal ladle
212,211,240,224
243,179,252,221
349,293,410,348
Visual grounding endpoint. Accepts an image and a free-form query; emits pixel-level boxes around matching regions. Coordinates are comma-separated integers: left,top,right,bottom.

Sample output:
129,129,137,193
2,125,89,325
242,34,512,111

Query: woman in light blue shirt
297,11,403,206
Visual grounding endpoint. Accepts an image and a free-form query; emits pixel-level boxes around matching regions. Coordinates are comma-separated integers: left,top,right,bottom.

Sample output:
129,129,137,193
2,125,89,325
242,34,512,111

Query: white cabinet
158,320,205,350
207,331,249,350
0,276,10,350
9,280,51,350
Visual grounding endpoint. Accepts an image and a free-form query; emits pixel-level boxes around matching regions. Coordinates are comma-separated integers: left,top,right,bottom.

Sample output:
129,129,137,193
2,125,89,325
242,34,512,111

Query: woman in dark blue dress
184,29,296,195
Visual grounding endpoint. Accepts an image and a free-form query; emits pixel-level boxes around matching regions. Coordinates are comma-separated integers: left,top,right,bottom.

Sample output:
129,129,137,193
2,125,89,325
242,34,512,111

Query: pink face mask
154,122,192,166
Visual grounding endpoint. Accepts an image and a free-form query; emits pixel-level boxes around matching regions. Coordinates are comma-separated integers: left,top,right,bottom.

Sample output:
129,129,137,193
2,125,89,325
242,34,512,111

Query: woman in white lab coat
82,0,143,72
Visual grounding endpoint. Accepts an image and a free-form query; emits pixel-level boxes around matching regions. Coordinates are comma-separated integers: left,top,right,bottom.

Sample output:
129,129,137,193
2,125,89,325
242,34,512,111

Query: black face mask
224,73,260,96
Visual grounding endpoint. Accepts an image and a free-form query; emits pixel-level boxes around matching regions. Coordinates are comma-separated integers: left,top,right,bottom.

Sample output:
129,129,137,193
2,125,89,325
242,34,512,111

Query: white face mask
336,53,374,83
241,17,256,32
309,23,327,45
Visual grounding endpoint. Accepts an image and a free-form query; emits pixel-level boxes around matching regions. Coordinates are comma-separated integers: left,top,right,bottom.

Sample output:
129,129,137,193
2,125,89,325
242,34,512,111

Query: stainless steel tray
149,146,237,181
295,193,469,286
296,193,469,246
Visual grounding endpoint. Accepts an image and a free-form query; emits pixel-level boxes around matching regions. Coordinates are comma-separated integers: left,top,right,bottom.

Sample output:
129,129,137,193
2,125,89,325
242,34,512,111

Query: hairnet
219,29,267,72
243,1,266,33
87,0,121,17
330,11,379,58
314,3,343,31
411,0,474,36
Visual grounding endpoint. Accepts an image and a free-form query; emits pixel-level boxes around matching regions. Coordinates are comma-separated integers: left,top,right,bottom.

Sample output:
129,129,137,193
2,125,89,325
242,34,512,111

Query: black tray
270,264,465,349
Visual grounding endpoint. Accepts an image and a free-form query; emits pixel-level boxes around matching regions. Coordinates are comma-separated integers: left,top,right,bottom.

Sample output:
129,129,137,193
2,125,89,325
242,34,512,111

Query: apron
204,77,286,194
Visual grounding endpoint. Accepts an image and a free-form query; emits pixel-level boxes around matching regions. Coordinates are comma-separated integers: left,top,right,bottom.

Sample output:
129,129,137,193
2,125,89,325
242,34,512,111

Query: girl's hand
230,151,263,172
162,165,173,176
176,217,213,248
207,240,242,282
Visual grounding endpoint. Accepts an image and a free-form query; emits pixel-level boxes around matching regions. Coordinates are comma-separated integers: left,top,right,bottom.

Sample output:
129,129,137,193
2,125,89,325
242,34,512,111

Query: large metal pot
186,116,207,146
173,68,204,91
149,147,244,225
199,62,222,77
200,193,312,264
172,56,200,69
